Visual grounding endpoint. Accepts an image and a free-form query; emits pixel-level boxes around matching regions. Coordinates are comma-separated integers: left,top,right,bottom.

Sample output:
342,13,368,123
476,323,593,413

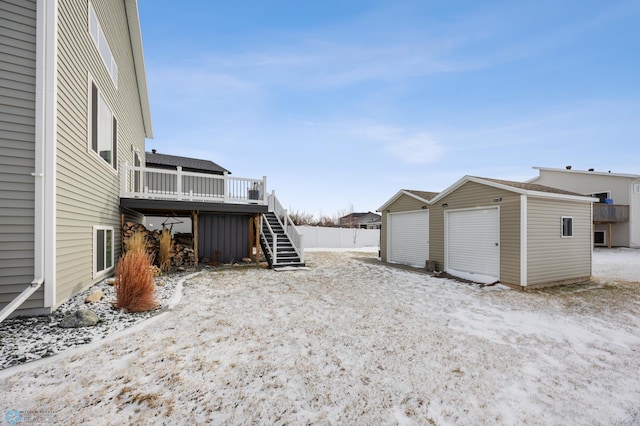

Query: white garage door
388,211,429,267
446,207,499,280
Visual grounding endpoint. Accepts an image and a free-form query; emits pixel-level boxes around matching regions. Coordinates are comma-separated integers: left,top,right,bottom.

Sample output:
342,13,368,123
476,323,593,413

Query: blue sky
137,0,640,218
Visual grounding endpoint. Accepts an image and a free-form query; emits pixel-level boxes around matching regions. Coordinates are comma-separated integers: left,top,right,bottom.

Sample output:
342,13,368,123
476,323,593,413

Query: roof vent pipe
588,168,594,172
566,165,572,170
151,149,156,154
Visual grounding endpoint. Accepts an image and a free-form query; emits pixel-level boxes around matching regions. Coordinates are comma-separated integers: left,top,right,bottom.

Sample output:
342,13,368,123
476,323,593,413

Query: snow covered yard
1,249,639,425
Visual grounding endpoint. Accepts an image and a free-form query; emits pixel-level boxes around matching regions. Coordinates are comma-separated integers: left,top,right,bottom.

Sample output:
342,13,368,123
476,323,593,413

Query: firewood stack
172,233,195,266
122,222,195,268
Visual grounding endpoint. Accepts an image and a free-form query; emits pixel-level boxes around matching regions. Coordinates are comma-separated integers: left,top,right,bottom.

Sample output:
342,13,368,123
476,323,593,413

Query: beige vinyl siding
429,182,520,283
380,193,429,262
526,198,592,286
0,0,43,310
55,0,147,306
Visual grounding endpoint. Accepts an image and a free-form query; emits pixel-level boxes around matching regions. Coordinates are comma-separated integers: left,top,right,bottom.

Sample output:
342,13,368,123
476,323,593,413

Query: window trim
88,77,118,172
561,216,573,238
93,225,115,278
88,2,118,87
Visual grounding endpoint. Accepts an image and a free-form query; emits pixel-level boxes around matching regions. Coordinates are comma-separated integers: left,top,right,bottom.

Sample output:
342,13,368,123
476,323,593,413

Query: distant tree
288,209,315,226
315,214,338,227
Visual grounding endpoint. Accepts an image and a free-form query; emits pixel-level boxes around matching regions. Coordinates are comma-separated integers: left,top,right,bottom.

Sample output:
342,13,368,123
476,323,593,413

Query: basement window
94,226,114,278
561,216,573,238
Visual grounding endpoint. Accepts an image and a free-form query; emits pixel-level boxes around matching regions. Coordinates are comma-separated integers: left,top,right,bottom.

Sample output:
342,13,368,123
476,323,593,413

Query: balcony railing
121,164,267,205
593,204,629,223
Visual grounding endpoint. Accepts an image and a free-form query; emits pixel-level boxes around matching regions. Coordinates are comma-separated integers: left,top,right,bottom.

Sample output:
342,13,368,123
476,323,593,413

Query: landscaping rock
105,278,116,286
84,290,103,303
242,257,253,263
59,309,99,328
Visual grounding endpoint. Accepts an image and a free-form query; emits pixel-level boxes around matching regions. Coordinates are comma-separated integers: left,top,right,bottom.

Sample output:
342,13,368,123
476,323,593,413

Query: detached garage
379,176,597,289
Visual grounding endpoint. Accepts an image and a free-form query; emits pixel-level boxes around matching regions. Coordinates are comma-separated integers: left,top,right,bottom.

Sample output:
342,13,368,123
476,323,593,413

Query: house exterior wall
54,0,147,307
429,181,521,285
526,198,592,286
533,169,638,247
379,193,429,262
0,0,43,311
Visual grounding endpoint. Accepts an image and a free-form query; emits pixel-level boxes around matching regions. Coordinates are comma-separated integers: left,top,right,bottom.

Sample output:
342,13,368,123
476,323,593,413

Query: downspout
0,0,57,322
0,280,44,323
520,195,528,289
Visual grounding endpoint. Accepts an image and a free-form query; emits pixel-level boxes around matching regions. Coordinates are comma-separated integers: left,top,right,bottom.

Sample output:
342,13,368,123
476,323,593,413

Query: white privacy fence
298,226,380,249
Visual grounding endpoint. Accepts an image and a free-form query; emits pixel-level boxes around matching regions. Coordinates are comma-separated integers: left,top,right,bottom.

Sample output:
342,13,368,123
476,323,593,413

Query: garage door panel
389,211,429,267
446,208,499,279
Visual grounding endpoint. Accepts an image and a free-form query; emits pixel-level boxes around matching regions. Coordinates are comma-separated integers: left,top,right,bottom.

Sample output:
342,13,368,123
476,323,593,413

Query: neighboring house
339,212,382,229
1,0,153,319
529,167,640,248
378,177,596,289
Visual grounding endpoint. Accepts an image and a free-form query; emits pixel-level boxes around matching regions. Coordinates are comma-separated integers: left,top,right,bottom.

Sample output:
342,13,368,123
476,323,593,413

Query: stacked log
122,222,195,268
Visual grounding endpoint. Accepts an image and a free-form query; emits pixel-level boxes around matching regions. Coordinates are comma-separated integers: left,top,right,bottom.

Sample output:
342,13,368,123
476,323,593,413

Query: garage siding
429,181,520,283
527,198,592,285
380,193,429,262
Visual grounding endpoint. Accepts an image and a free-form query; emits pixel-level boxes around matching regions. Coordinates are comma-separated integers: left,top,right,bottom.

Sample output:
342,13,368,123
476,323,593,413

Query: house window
561,216,573,238
88,2,118,86
90,81,117,168
594,230,606,246
634,184,640,194
94,226,114,277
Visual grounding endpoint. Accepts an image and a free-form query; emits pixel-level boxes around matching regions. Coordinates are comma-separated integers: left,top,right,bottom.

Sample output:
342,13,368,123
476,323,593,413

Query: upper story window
89,3,118,86
90,81,117,169
561,216,573,238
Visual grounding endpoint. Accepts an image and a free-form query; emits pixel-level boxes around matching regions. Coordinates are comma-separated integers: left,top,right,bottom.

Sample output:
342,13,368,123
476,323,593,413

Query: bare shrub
115,248,157,312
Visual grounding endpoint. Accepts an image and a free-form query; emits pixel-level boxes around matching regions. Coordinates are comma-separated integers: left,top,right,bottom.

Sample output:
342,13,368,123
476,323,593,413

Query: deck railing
593,204,629,223
268,192,305,263
121,164,267,205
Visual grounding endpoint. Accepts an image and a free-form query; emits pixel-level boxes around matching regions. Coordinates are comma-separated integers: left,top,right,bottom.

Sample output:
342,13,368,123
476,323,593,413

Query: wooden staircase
260,212,305,268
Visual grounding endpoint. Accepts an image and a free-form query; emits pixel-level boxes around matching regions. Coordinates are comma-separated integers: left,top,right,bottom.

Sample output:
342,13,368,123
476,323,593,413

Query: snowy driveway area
1,249,640,424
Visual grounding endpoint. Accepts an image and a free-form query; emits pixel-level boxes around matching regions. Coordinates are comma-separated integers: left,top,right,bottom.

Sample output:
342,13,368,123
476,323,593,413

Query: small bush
115,249,157,312
158,229,173,274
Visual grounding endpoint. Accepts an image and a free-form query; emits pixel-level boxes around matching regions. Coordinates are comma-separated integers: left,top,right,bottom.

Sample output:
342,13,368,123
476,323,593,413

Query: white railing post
224,171,229,203
176,166,183,200
284,209,288,229
299,233,305,263
262,176,267,205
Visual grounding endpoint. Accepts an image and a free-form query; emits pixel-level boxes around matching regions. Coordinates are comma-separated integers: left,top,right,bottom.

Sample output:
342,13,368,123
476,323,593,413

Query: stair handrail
267,192,304,264
261,214,278,265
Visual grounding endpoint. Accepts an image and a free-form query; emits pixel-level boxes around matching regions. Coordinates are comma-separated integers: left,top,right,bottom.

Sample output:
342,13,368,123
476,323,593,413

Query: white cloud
385,132,445,164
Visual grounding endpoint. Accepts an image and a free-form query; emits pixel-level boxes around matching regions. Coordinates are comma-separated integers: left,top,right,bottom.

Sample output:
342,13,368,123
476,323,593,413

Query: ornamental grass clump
116,231,157,312
158,228,173,274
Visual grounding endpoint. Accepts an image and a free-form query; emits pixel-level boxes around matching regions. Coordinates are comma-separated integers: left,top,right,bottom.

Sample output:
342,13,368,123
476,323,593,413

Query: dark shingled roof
473,177,587,197
404,190,440,201
146,151,230,175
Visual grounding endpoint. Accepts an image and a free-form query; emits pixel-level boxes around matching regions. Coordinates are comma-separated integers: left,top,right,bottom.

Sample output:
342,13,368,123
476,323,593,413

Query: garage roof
430,176,598,203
